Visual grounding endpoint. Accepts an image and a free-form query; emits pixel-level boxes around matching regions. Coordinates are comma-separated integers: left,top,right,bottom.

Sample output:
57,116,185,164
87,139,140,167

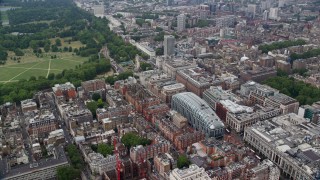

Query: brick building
122,83,161,113
176,67,213,97
52,82,77,101
130,140,170,163
143,104,169,121
21,99,37,113
174,131,205,150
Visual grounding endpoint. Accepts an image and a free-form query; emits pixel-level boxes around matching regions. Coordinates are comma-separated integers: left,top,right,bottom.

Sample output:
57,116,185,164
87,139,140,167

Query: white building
169,164,210,180
88,153,116,175
93,5,104,16
244,113,320,180
269,8,279,20
164,35,175,57
177,14,186,32
247,4,257,18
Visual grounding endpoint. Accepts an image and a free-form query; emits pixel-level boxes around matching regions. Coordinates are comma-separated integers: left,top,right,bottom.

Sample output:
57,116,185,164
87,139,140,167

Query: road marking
46,59,52,78
0,66,61,71
4,61,42,84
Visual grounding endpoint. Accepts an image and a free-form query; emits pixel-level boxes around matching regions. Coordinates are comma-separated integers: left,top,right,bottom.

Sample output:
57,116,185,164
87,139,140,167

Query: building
164,35,175,57
203,86,241,111
247,4,257,18
134,42,156,57
153,114,183,142
276,60,291,74
240,81,299,114
176,67,214,97
215,15,235,28
244,113,320,180
224,102,282,132
245,159,280,180
292,59,306,70
81,79,106,98
93,4,104,15
122,83,161,114
143,104,170,121
160,83,185,106
2,146,69,180
171,92,224,138
87,153,116,175
52,82,77,101
177,14,186,32
166,0,173,6
239,67,277,83
154,153,176,178
269,8,279,20
28,112,57,138
298,102,320,125
130,140,170,163
21,99,37,113
169,164,210,180
174,131,205,150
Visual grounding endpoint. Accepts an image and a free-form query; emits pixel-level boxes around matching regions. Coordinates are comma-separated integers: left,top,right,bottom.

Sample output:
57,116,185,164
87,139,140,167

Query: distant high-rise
164,35,175,57
166,0,173,6
263,10,269,20
269,7,279,20
177,14,186,32
247,4,257,18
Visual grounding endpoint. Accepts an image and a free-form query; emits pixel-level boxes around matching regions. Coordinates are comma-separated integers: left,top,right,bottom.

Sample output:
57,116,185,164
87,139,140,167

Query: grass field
0,10,9,26
0,52,88,83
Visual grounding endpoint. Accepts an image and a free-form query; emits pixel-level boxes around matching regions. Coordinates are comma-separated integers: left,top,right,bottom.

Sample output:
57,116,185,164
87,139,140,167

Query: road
101,47,125,74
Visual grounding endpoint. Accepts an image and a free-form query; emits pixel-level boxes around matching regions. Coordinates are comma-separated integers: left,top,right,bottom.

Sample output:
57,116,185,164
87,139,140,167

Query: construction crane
113,137,121,180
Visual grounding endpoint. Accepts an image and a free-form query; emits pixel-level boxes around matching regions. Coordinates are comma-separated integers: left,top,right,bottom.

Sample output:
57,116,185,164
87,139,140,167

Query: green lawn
1,10,9,25
0,54,88,83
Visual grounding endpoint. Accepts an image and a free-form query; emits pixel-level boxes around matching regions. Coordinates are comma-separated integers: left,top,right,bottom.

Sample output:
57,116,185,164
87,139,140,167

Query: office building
247,4,257,18
177,14,186,32
169,164,210,180
171,92,224,138
245,159,280,180
269,8,279,20
244,113,320,180
164,35,175,57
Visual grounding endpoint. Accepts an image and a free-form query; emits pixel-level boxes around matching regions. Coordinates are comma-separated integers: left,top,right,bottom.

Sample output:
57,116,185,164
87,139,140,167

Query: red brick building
174,131,205,150
52,82,77,101
176,67,213,97
143,104,169,121
81,79,106,92
122,84,161,114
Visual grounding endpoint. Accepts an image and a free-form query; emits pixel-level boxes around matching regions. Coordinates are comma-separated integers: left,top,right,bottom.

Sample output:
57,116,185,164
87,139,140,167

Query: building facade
171,92,224,138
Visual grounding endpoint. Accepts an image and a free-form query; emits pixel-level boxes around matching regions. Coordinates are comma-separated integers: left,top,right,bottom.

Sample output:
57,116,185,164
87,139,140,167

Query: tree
121,132,151,149
44,43,50,52
86,101,98,118
92,93,101,101
177,155,191,169
140,62,153,71
55,38,62,46
97,143,113,157
97,98,104,108
47,73,55,80
66,144,84,169
57,166,81,180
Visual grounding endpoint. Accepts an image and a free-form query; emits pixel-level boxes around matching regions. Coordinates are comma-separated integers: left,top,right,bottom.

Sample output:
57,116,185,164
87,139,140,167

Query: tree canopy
264,76,320,105
290,48,320,61
57,166,81,180
258,39,306,54
121,132,152,149
0,0,145,104
66,144,84,170
177,155,191,169
97,143,114,157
